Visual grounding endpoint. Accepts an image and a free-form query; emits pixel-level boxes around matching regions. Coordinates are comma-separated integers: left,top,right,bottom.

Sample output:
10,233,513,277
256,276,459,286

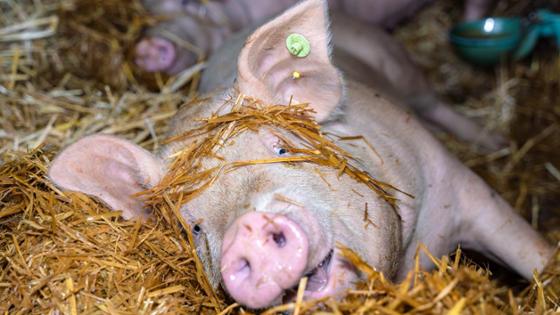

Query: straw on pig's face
147,94,403,306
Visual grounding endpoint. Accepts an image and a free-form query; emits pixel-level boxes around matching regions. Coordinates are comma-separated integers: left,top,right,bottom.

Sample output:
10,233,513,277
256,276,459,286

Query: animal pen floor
0,0,559,313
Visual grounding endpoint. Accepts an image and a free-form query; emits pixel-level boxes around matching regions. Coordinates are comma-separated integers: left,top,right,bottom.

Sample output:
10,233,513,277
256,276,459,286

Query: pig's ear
48,134,165,220
237,0,343,122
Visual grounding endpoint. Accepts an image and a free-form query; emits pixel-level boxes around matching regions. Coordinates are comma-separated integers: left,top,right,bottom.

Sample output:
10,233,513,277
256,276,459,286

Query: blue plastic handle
514,9,560,60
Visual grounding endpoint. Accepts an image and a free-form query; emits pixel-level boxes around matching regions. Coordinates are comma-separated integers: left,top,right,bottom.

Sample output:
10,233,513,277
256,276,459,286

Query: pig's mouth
304,249,334,291
283,248,359,303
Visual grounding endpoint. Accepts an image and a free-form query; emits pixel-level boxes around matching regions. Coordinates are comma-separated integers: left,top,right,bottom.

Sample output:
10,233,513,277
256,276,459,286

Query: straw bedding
0,0,559,313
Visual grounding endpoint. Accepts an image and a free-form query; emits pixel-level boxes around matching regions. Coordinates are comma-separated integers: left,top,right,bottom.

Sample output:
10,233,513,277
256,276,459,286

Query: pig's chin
283,248,360,303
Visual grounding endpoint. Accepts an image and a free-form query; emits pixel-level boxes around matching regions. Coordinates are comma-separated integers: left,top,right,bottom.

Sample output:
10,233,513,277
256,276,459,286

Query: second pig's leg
331,13,506,150
454,166,554,279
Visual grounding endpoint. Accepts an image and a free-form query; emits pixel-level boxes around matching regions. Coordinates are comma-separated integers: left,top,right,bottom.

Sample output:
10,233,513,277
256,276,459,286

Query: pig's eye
273,145,288,156
192,224,202,236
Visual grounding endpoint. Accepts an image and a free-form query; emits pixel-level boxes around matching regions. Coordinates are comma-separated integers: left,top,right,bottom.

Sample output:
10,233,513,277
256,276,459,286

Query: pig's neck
322,80,461,262
321,87,421,246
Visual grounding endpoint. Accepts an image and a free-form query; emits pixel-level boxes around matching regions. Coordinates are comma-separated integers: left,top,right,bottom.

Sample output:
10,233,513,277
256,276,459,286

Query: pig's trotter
458,172,554,279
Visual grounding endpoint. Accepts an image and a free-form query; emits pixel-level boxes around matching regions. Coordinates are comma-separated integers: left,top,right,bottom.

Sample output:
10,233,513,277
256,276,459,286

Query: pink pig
50,0,551,309
135,0,494,74
136,0,504,150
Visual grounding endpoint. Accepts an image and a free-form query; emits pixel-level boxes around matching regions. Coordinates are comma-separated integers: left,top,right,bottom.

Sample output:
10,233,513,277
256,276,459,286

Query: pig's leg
457,168,554,279
331,14,506,150
416,95,507,150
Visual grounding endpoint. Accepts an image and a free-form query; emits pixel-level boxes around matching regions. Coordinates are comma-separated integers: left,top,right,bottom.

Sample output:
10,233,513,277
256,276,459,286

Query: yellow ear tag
292,71,301,79
286,33,311,58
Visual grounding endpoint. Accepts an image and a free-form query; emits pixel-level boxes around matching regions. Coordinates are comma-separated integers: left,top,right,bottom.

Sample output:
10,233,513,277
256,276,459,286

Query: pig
135,0,495,74
49,0,553,310
136,0,504,151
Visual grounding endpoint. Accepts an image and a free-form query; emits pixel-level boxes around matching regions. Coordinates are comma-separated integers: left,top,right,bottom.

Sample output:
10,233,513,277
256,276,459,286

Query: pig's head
135,0,233,74
51,0,402,309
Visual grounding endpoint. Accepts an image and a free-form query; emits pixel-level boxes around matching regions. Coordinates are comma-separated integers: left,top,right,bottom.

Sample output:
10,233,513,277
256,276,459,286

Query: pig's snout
134,37,177,72
220,212,309,308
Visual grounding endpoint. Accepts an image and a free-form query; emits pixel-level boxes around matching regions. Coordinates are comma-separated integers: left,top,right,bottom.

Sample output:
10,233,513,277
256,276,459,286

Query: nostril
239,258,250,272
272,232,287,248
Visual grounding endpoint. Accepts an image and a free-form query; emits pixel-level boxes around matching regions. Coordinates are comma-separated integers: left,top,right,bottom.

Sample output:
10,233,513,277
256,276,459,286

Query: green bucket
450,17,522,66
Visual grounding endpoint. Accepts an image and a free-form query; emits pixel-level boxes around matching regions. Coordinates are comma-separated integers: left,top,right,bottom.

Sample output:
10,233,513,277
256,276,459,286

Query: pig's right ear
48,134,165,220
236,0,343,123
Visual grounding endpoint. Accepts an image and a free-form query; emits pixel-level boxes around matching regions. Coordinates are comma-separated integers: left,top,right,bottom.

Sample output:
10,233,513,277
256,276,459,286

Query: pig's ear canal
236,0,343,123
48,134,165,220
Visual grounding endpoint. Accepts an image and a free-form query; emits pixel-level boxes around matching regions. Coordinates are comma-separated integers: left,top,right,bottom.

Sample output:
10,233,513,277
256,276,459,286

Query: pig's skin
50,0,552,309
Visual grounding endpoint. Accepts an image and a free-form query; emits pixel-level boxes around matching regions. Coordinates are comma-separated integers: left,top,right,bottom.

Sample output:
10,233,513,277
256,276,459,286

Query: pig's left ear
48,134,165,220
237,0,342,122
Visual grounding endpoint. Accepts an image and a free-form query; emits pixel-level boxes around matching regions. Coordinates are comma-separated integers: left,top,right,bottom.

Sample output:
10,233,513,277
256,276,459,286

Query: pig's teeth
305,249,333,277
286,249,335,296
318,250,333,268
304,249,334,292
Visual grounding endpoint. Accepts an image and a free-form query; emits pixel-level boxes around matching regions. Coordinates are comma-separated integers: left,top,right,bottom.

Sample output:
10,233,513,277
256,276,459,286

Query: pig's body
50,0,552,310
169,8,551,286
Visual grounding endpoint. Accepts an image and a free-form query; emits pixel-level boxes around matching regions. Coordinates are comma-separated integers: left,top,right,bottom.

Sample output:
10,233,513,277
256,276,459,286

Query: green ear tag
286,33,310,58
